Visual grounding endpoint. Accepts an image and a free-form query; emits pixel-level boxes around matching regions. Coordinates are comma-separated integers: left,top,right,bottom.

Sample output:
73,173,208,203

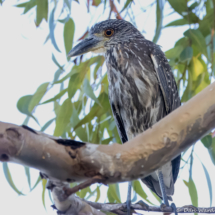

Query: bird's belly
151,162,173,188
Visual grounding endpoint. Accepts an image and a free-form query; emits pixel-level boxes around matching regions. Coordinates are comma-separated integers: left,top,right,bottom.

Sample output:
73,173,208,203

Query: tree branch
50,181,215,214
0,82,215,214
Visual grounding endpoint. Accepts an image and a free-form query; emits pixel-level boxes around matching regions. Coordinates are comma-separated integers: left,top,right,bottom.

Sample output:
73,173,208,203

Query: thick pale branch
0,82,215,184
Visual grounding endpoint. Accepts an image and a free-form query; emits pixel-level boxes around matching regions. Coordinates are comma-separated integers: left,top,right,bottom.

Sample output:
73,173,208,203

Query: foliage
1,0,215,211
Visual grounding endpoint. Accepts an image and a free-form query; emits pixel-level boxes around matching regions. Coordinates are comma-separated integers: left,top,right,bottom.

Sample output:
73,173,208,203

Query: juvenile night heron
68,19,181,214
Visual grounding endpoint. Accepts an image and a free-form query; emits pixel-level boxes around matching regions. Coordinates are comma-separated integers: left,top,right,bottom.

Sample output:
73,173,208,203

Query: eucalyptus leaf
201,162,212,206
49,8,61,52
133,180,154,205
64,18,75,59
2,163,24,196
36,0,48,26
83,78,100,105
28,82,49,112
188,178,198,207
42,179,47,209
54,98,73,136
41,88,67,104
107,184,121,203
24,166,31,190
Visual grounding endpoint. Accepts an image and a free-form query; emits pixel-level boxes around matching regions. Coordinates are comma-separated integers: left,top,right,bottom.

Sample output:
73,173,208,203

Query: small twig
63,176,105,198
80,199,215,214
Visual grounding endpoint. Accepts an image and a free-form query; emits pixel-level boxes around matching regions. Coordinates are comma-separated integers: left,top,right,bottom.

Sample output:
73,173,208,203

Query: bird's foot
171,203,178,215
160,203,168,210
136,200,149,210
126,199,131,215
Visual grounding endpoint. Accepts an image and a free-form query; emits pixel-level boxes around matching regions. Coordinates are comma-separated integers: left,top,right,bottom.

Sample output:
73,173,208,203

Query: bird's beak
68,36,103,57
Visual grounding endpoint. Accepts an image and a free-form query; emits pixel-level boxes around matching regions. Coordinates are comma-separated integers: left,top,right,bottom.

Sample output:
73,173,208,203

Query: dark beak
68,37,101,57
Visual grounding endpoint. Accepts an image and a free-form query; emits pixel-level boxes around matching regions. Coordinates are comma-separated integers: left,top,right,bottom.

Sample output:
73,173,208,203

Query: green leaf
53,68,63,83
16,0,36,14
199,9,213,37
184,29,207,57
76,187,90,198
201,162,212,206
49,8,61,52
132,180,154,205
167,0,187,15
153,0,164,44
31,175,41,191
165,45,184,59
183,179,188,187
54,98,73,136
41,118,55,132
179,46,193,62
36,0,48,27
114,183,121,202
16,2,29,7
101,136,113,145
17,95,39,124
2,163,24,195
41,88,67,104
42,179,47,209
24,166,31,190
151,190,161,204
64,0,71,10
17,95,33,115
201,135,212,148
167,0,199,23
74,92,111,130
120,0,133,13
52,54,63,70
28,82,49,112
58,15,70,23
54,66,79,84
83,78,100,105
188,178,198,207
165,18,188,27
70,103,88,141
64,18,75,59
189,2,198,11
95,186,100,202
107,184,121,203
68,68,89,98
92,0,101,6
190,57,205,80
208,137,215,165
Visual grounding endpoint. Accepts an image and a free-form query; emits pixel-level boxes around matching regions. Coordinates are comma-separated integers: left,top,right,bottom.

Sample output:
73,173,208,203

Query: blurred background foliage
1,0,215,213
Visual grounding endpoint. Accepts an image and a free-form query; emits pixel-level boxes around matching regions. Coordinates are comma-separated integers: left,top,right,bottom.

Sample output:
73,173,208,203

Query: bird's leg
156,169,169,207
126,181,132,215
156,169,178,215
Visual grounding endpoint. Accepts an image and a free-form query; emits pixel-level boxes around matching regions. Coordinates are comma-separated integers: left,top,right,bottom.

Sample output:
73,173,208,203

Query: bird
68,19,181,214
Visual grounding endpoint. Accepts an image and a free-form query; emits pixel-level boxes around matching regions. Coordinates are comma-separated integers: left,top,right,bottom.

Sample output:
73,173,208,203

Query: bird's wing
111,103,128,143
150,48,181,114
147,45,181,192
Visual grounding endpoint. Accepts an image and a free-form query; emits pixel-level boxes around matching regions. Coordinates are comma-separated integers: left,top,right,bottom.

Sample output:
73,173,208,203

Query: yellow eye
104,29,114,37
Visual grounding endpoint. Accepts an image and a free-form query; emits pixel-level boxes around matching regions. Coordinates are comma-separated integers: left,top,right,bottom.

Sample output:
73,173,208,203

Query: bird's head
68,19,143,57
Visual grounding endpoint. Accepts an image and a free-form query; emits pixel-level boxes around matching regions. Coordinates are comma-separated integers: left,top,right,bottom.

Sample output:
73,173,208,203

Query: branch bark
49,181,215,214
0,82,215,214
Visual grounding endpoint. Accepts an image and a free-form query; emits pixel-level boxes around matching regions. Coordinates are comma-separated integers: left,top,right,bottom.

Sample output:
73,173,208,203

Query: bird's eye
104,29,114,37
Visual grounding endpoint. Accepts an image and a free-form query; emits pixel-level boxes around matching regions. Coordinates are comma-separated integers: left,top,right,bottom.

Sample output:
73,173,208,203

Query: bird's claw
171,203,178,215
136,200,149,210
126,199,131,215
160,203,168,210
